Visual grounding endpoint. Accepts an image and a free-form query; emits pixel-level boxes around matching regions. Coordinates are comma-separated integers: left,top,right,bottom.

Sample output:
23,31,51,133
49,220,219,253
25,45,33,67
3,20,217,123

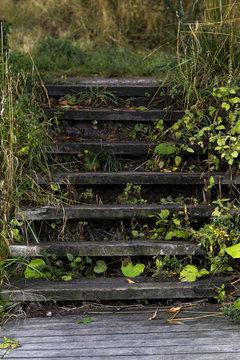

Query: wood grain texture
47,141,203,155
36,171,239,186
3,277,233,302
44,108,185,122
9,240,205,257
45,84,170,97
48,141,155,154
16,204,219,221
1,305,240,359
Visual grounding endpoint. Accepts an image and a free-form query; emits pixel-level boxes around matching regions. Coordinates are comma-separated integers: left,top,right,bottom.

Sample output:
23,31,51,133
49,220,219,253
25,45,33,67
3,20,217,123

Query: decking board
1,305,240,359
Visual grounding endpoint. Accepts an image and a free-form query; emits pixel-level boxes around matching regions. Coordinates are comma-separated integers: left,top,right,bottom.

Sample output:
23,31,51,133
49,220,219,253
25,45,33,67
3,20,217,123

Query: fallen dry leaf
168,320,184,325
105,137,118,142
184,204,189,221
161,169,172,173
50,97,58,105
148,308,158,320
59,100,68,106
168,306,182,313
126,278,135,284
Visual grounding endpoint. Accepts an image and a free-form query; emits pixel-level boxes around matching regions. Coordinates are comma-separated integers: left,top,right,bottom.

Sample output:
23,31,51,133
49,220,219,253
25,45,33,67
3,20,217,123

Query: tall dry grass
173,0,240,107
0,0,202,51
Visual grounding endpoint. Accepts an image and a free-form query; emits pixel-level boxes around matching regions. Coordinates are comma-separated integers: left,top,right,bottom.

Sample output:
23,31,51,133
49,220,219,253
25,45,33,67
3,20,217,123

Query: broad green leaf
24,259,51,279
12,228,20,237
19,146,29,155
180,265,199,282
234,299,240,309
235,120,240,134
232,97,240,103
208,176,215,189
198,269,209,277
209,106,216,115
86,256,92,264
67,253,74,261
50,184,58,191
221,102,230,111
186,147,194,153
226,243,240,258
219,87,228,92
121,261,145,277
174,156,182,167
210,263,218,272
215,125,225,130
75,317,92,324
165,230,190,240
10,219,23,226
94,260,107,273
159,209,170,220
154,143,177,155
135,106,148,110
231,151,238,158
0,337,20,349
62,275,72,281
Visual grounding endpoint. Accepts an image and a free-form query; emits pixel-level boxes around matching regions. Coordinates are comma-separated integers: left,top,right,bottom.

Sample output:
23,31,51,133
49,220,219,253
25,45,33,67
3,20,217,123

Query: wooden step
36,171,237,186
45,108,185,122
16,204,218,221
3,276,233,302
45,84,169,97
9,240,205,257
48,141,155,155
47,141,203,155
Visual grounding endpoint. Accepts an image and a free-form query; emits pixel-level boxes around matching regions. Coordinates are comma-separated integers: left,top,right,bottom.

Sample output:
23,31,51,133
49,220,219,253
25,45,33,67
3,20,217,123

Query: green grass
14,39,174,80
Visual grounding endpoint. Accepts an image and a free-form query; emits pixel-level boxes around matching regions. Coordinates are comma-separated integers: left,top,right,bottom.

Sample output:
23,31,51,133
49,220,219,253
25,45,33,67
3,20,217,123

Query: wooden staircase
4,79,237,302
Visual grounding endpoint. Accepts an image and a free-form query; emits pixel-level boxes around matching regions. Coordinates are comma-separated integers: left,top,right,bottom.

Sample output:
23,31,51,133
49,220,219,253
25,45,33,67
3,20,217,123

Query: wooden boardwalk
1,305,240,359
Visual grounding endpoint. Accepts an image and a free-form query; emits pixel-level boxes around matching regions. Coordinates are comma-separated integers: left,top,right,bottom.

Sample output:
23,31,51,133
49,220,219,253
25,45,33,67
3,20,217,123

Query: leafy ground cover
1,0,240,323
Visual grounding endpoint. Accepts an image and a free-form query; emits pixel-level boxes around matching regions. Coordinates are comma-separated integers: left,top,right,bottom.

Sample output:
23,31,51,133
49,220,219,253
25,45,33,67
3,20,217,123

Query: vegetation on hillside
0,0,240,321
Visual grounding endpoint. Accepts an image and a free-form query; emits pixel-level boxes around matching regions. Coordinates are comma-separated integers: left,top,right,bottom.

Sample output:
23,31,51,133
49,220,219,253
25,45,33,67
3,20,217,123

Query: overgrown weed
171,0,240,108
0,51,51,256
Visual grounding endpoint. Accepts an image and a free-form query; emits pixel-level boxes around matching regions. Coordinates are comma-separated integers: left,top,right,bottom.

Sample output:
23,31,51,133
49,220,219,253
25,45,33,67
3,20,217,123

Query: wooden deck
1,305,240,359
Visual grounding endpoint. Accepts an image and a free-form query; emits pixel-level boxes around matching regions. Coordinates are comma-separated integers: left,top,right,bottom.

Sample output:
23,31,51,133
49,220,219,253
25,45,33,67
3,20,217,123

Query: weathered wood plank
1,303,239,360
36,171,239,186
1,344,240,357
3,277,233,302
6,329,239,344
48,141,155,155
6,337,240,350
5,323,239,338
3,356,240,360
9,240,204,257
16,204,219,221
45,84,169,97
44,108,184,122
